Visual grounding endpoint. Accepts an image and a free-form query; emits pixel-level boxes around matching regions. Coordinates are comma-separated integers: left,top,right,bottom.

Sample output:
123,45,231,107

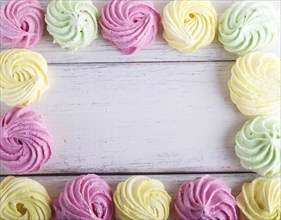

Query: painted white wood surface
0,1,280,63
1,62,254,174
0,1,280,212
0,174,258,219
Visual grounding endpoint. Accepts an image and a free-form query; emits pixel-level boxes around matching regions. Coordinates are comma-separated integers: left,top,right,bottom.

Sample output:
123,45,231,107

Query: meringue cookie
100,0,160,54
174,175,237,220
0,0,45,48
162,0,217,53
54,174,113,220
114,176,171,220
0,49,49,106
45,0,99,51
0,176,52,220
235,116,280,177
0,107,52,174
237,177,281,220
219,1,280,55
228,52,280,116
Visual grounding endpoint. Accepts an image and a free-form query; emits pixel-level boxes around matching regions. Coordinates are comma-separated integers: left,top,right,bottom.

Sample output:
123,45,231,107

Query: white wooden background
0,0,280,219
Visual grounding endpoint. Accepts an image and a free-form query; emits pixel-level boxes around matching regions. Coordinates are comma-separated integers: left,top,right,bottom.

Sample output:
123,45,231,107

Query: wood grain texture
0,1,280,63
1,62,253,174
0,174,258,219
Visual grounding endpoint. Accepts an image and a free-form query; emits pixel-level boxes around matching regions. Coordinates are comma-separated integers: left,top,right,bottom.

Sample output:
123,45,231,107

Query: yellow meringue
162,0,217,53
237,177,281,220
0,49,49,106
0,176,52,220
113,176,171,220
228,52,280,116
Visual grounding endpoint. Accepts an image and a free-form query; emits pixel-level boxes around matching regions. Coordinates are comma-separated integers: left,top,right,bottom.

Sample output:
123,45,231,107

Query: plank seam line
48,60,235,66
0,171,254,177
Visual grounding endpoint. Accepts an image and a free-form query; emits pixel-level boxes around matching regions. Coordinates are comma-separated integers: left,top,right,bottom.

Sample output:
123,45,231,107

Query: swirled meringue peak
219,1,280,55
100,0,160,55
0,176,52,220
114,176,171,220
0,0,45,48
0,107,52,174
162,0,217,53
235,116,280,177
45,0,99,51
237,177,281,220
54,174,113,220
228,52,280,116
0,49,49,106
174,175,237,220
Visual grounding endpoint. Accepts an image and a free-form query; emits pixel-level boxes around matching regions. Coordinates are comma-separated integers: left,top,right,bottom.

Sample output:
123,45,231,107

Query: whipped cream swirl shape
45,0,99,51
174,175,237,220
100,0,160,55
219,1,280,55
237,177,281,220
0,176,52,220
0,0,45,48
0,49,49,106
114,176,171,220
228,52,280,116
162,0,217,53
235,116,280,177
0,107,52,174
54,174,113,220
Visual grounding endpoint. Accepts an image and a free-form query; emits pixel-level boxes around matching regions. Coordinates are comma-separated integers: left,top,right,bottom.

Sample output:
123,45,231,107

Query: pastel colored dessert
228,52,280,116
235,116,280,177
54,174,113,220
174,175,237,220
0,0,45,48
45,0,99,51
0,49,49,106
100,0,160,55
0,176,52,220
114,176,171,220
0,107,52,174
237,177,281,220
219,1,280,55
162,0,217,53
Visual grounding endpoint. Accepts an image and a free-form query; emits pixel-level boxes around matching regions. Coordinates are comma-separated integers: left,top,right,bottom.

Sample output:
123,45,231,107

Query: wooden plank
0,174,258,219
0,1,280,63
1,62,252,175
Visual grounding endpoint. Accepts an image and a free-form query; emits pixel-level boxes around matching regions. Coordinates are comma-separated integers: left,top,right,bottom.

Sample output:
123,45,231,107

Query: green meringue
235,116,280,177
45,0,99,51
219,1,279,55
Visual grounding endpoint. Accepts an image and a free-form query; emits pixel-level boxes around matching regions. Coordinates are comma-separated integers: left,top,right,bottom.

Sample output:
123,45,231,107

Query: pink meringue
0,0,45,48
100,0,160,54
0,107,52,174
174,175,237,220
54,174,113,220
